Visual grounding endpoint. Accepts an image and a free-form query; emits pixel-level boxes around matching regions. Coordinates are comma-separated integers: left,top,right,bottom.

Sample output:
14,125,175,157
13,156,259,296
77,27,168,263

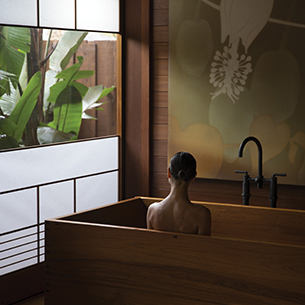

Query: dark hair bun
169,152,197,182
177,170,185,179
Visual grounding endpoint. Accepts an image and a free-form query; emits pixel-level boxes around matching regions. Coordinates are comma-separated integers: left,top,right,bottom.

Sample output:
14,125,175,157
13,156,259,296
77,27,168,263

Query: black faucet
238,136,263,188
235,136,286,207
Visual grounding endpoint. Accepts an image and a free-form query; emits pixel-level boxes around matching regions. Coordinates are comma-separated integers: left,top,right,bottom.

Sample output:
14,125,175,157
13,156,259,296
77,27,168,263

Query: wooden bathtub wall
62,196,305,246
63,197,149,228
142,197,305,246
193,200,305,246
45,198,305,305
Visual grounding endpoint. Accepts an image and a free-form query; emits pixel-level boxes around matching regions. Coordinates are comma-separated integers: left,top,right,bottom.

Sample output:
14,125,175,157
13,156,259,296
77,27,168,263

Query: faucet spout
238,136,263,188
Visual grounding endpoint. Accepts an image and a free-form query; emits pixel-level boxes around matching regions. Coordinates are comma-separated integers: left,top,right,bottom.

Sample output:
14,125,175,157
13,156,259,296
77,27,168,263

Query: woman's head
169,152,197,182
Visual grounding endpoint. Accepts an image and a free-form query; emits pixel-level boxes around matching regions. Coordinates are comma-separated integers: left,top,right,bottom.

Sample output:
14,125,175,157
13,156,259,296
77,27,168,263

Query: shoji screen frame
0,136,120,304
0,1,123,303
0,0,121,33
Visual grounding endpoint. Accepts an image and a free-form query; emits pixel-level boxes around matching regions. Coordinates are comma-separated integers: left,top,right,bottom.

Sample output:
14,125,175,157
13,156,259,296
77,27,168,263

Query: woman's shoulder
191,203,211,217
148,200,163,210
147,200,165,217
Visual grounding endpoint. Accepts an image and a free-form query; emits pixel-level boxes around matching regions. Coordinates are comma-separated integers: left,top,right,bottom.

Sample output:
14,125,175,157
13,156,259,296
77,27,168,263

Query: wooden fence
76,40,118,139
49,39,119,139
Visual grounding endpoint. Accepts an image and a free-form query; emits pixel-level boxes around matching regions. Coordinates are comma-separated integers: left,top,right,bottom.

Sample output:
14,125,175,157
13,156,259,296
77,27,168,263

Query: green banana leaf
55,58,83,80
48,85,82,136
44,32,88,109
72,70,95,80
72,82,89,98
0,135,19,149
57,69,94,82
0,70,18,97
48,80,70,104
47,77,89,105
0,117,17,135
7,71,42,142
48,57,90,104
0,57,28,115
0,27,30,96
97,86,115,100
49,31,88,72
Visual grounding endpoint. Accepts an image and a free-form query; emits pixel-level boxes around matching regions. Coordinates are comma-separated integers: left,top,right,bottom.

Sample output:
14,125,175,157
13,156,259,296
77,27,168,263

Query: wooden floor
14,294,44,305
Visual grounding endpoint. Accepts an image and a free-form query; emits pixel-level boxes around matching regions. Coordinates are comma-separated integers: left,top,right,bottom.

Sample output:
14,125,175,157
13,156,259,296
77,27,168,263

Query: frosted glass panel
0,189,37,233
0,137,118,192
0,0,37,26
1,257,37,276
0,137,119,276
40,226,45,261
40,239,45,248
39,225,45,250
40,181,74,222
0,227,36,253
76,171,118,211
77,0,119,32
2,248,37,268
1,227,38,276
39,0,75,29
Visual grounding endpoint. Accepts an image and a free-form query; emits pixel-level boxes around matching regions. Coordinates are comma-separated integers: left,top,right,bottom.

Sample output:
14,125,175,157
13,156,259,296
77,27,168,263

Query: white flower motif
210,46,252,103
220,0,274,53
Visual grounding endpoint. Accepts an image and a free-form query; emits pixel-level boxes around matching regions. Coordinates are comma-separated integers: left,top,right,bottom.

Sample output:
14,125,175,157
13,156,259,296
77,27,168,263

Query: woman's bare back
148,152,212,235
147,198,211,235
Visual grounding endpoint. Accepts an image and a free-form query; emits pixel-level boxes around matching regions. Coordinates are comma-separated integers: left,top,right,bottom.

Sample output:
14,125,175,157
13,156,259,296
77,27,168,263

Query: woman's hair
169,151,197,182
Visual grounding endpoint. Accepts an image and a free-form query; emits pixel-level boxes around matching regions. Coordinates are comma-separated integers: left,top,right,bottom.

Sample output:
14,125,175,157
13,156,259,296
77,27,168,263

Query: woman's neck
168,179,191,203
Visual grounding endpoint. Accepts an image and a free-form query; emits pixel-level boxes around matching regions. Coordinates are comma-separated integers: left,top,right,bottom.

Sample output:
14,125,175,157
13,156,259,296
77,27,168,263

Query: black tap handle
269,175,277,208
235,170,251,205
269,173,286,208
235,170,248,174
273,173,286,177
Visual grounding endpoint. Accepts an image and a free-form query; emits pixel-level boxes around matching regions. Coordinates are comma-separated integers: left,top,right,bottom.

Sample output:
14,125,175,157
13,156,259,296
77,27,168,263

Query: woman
147,151,211,235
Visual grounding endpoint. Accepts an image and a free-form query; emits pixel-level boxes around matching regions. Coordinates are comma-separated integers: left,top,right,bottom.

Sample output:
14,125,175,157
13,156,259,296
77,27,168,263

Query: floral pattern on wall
169,0,305,185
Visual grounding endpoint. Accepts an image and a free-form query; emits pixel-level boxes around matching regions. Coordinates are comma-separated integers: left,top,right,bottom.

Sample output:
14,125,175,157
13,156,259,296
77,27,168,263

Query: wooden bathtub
45,197,305,304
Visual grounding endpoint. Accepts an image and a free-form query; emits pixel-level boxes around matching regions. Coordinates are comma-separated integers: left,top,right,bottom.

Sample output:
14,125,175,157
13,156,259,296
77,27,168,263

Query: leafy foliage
0,71,42,147
0,27,115,149
0,27,30,96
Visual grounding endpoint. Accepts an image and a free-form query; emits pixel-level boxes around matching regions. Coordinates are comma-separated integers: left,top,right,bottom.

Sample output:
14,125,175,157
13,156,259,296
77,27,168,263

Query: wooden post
77,41,97,139
123,0,151,198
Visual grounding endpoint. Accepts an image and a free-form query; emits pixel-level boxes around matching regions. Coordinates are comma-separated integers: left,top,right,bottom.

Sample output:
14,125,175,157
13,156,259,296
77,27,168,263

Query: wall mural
169,0,305,185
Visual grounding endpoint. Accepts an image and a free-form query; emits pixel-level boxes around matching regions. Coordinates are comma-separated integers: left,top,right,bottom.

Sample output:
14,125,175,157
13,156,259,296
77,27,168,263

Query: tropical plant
0,26,30,96
0,71,42,148
0,26,115,149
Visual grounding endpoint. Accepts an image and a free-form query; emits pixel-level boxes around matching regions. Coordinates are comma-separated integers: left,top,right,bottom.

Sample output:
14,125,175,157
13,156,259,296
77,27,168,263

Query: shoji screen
0,0,120,276
0,0,120,32
1,137,119,275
